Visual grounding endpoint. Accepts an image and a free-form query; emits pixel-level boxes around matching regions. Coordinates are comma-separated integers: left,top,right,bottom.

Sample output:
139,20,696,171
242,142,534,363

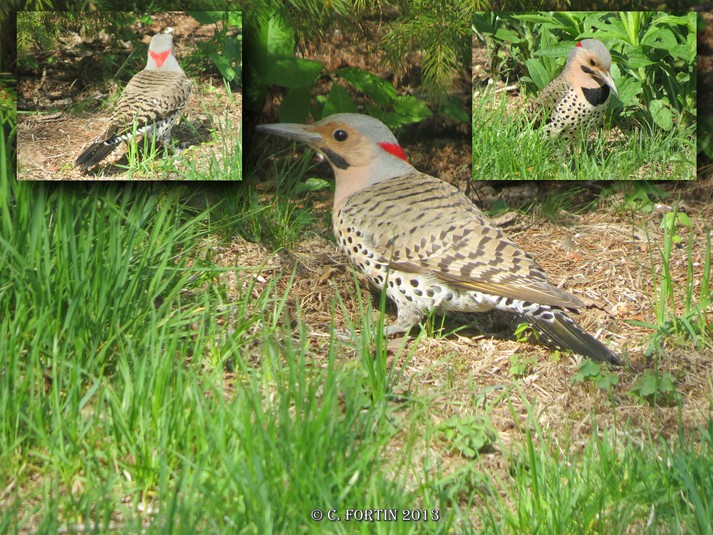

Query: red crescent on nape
378,142,409,162
150,49,171,68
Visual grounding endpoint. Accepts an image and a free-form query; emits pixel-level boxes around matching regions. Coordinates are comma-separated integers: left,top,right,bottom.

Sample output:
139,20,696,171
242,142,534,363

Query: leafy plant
509,353,537,377
17,11,138,75
247,7,473,128
438,415,497,459
606,181,668,215
634,204,713,355
571,359,620,391
628,369,680,406
318,67,432,129
513,321,534,343
189,11,242,86
0,76,15,127
245,8,324,124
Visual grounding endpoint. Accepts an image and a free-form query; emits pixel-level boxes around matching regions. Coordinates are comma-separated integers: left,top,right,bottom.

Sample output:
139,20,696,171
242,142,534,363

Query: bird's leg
159,130,182,154
383,305,425,337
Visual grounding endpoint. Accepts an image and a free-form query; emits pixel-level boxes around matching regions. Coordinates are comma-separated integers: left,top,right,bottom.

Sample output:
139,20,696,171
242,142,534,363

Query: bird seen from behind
75,33,192,171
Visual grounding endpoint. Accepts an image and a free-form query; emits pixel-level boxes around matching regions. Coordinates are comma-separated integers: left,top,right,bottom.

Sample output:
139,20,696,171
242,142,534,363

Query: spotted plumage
257,113,621,364
527,39,617,140
75,33,192,171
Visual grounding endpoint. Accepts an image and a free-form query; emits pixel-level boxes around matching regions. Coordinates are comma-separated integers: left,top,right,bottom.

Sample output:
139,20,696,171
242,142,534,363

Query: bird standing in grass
527,39,618,140
75,33,192,171
257,113,621,364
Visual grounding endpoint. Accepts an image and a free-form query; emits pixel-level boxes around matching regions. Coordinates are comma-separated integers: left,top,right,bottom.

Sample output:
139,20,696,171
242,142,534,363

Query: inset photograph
472,11,696,180
17,11,242,180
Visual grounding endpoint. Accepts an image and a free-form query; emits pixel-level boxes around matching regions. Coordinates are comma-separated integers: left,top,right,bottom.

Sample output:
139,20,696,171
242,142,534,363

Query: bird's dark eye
333,129,349,142
589,59,596,66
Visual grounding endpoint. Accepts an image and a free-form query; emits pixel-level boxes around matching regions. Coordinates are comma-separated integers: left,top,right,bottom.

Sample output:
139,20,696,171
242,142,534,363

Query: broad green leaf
670,44,695,63
337,67,396,107
525,58,550,90
588,18,630,43
294,178,331,195
616,79,642,107
209,52,237,82
678,212,693,226
391,95,432,123
534,42,575,58
650,99,673,131
511,14,558,25
279,87,311,123
264,58,322,88
440,96,469,123
641,28,677,50
625,48,656,69
251,10,293,72
322,84,357,118
264,11,294,59
493,28,523,44
188,11,225,24
676,71,691,85
650,13,696,30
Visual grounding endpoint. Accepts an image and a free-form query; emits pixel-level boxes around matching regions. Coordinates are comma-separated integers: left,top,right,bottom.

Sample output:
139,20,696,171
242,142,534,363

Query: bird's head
146,33,182,72
257,113,415,210
566,39,618,98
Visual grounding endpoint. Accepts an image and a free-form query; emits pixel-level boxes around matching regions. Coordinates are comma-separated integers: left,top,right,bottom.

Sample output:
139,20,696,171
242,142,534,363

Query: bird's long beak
599,71,618,98
256,122,323,146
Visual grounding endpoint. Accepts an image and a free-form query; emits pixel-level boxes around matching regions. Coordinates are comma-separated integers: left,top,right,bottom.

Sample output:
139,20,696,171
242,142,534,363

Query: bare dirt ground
16,12,241,180
239,13,712,505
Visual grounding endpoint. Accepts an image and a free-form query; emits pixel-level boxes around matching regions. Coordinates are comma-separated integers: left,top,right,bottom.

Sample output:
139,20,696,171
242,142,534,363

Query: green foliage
381,0,473,104
17,11,137,73
606,180,668,214
472,79,695,181
473,11,697,132
534,185,590,221
318,67,433,129
246,8,323,123
0,77,15,127
571,359,620,390
637,204,712,354
481,405,713,533
508,353,537,377
237,141,318,249
177,82,243,181
438,415,497,459
248,8,433,128
513,322,532,343
247,0,473,107
247,5,473,128
188,11,242,86
628,369,680,406
238,187,315,251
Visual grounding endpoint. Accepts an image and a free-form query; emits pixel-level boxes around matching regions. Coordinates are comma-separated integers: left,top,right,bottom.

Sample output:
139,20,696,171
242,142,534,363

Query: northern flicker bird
75,33,192,170
257,113,621,365
527,39,618,140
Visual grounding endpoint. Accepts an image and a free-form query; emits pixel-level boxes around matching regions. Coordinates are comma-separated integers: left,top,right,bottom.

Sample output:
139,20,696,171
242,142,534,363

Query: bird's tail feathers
75,141,119,171
522,307,621,365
